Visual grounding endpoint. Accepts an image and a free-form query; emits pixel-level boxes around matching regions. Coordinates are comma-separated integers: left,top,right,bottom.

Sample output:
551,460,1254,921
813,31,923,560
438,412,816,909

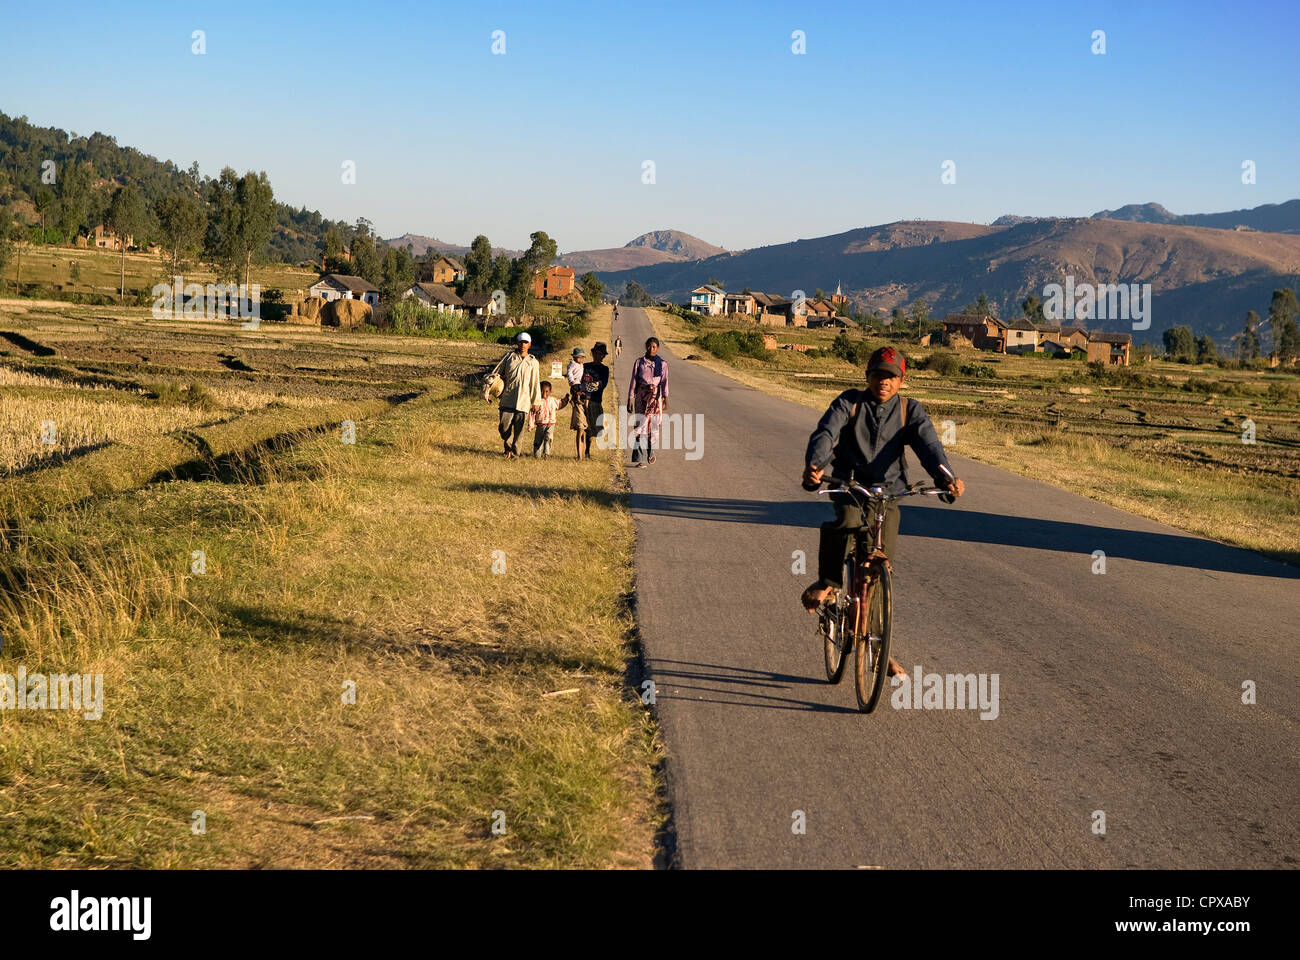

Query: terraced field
0,301,660,869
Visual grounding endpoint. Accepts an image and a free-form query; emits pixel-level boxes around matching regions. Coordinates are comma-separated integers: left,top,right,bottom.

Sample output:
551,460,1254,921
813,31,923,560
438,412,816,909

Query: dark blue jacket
805,389,954,495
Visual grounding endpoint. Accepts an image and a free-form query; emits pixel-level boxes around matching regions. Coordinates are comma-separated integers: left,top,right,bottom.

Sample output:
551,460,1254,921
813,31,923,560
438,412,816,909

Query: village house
802,298,834,323
942,313,1008,352
533,265,576,299
309,274,380,307
403,282,464,312
1004,316,1040,353
1086,332,1133,365
723,292,756,315
1034,323,1063,349
430,255,466,285
690,284,726,315
819,315,859,330
460,291,494,319
1060,326,1090,350
85,224,132,251
829,282,848,308
756,297,807,327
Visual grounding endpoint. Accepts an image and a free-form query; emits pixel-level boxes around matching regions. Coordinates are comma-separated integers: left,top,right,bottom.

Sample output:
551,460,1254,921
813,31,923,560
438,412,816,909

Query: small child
566,347,589,460
530,381,568,459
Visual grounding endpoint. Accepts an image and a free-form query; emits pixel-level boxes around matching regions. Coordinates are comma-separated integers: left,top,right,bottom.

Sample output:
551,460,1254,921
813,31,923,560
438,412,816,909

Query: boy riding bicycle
801,346,966,676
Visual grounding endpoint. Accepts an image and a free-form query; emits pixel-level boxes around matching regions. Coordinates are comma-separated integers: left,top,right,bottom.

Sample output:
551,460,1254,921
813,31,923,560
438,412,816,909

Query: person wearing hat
564,346,589,458
799,346,966,678
581,342,611,458
485,331,542,459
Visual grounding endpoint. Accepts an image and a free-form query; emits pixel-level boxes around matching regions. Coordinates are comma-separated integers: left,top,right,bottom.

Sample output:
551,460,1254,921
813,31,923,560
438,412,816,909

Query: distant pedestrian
582,342,611,457
530,381,568,458
627,336,668,467
485,331,542,459
614,335,622,357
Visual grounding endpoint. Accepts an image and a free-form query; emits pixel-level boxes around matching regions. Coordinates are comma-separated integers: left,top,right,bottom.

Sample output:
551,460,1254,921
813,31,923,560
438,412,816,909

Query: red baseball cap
868,346,905,377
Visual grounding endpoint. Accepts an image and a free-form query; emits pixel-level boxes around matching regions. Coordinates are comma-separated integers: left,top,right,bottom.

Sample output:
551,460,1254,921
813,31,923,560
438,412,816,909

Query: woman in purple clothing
626,336,668,467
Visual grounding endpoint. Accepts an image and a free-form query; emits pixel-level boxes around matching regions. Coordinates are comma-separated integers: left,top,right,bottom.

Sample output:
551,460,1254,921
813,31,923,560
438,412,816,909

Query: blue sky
1,0,1296,252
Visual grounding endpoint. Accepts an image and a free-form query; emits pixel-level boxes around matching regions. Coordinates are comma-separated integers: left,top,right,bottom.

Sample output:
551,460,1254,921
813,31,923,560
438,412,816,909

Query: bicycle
815,476,955,713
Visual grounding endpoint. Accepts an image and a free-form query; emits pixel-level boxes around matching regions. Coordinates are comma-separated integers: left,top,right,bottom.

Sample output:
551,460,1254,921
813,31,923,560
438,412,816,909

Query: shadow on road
900,502,1299,579
626,493,1299,579
646,658,860,714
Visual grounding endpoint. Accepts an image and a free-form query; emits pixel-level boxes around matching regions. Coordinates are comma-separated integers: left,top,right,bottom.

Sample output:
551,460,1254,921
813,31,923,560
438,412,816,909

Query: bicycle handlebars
818,475,956,505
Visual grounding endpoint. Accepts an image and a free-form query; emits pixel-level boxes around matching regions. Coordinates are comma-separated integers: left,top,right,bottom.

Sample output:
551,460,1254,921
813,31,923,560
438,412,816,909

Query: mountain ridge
590,214,1300,346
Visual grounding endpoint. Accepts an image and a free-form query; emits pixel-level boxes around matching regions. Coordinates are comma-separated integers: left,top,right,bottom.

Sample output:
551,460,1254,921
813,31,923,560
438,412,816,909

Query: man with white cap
485,332,542,459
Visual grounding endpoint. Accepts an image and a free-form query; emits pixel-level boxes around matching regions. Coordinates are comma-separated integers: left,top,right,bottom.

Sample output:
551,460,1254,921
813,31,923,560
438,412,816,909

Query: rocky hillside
593,216,1300,346
557,230,725,273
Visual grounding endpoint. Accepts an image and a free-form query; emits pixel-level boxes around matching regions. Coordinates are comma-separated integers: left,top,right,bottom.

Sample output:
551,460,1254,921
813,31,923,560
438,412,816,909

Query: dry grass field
3,243,317,302
0,301,662,868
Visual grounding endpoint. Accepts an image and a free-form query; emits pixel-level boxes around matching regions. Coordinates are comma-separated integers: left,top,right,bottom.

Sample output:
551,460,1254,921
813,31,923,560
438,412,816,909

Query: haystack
286,298,323,325
322,298,372,328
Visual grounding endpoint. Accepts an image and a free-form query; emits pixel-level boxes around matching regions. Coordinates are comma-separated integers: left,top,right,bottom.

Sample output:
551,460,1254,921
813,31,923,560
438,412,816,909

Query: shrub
922,351,961,376
830,331,876,366
386,299,476,336
694,329,770,361
959,363,996,379
1266,380,1300,404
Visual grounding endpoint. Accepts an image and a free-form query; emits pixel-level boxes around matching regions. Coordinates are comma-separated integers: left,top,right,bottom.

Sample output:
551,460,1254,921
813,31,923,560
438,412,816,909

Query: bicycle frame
818,477,952,640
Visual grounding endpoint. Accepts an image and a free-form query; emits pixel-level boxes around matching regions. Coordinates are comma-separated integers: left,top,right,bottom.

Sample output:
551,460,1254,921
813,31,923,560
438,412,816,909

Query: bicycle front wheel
854,561,893,714
821,557,853,683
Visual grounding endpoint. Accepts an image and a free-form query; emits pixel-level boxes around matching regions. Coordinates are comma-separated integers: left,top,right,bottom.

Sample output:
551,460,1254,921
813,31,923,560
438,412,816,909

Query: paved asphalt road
610,307,1299,869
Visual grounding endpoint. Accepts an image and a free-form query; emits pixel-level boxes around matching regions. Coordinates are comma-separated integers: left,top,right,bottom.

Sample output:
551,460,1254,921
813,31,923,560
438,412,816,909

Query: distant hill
383,233,522,259
995,200,1300,235
593,217,1300,346
625,230,725,259
557,230,725,273
1091,202,1181,224
1090,200,1300,234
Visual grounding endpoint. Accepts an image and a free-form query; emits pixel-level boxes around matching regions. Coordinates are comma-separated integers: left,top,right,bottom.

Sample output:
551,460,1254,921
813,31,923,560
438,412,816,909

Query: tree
1161,325,1196,361
507,230,559,314
205,167,242,279
1022,294,1044,322
974,293,996,317
34,188,54,243
234,171,274,290
1194,335,1218,364
0,211,13,290
56,161,92,242
349,231,381,286
910,298,930,330
488,254,512,297
107,183,144,299
579,271,604,305
1238,311,1260,362
623,281,653,307
891,306,907,328
465,235,493,293
1267,287,1299,363
156,193,205,276
322,227,343,262
380,245,415,303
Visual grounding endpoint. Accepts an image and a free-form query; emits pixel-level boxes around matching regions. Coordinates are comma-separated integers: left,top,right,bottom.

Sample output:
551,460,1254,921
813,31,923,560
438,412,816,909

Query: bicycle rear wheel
821,558,853,683
854,561,893,714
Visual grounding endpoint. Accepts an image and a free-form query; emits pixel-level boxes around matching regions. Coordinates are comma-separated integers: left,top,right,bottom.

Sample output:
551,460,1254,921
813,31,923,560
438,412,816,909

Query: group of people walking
484,331,667,466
